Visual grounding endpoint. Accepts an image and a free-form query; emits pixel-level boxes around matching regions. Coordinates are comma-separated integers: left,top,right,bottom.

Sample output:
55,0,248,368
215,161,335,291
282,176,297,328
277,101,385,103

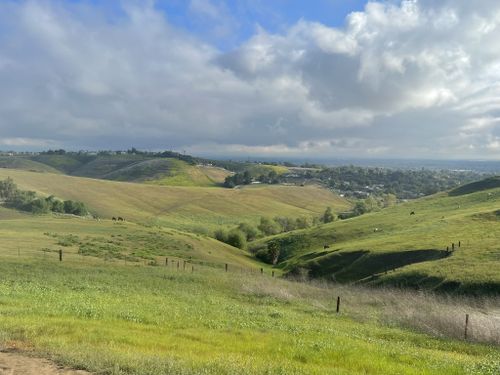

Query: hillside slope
0,169,350,233
250,177,500,293
2,154,230,187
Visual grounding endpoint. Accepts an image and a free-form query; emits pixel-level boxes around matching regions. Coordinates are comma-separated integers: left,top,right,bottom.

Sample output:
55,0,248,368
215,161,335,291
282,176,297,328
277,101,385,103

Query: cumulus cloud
0,0,499,159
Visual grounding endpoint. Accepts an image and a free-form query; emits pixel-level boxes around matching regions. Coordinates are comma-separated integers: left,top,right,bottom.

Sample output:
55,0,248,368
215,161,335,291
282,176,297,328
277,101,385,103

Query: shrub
226,230,247,249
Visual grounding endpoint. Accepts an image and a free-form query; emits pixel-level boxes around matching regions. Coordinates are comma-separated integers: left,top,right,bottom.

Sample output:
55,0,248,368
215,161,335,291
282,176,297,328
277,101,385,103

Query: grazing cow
373,228,379,232
410,211,415,215
112,217,117,221
117,217,124,221
323,244,330,250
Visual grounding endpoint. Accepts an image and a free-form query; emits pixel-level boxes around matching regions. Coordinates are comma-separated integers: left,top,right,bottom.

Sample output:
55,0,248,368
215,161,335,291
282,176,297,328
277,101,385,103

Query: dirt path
0,352,91,375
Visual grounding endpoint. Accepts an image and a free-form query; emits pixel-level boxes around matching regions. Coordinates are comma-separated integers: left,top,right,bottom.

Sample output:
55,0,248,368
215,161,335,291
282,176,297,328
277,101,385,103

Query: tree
214,229,228,242
226,230,247,249
63,200,88,216
0,177,17,200
237,223,260,241
258,217,281,236
322,207,335,223
353,201,368,216
295,217,310,229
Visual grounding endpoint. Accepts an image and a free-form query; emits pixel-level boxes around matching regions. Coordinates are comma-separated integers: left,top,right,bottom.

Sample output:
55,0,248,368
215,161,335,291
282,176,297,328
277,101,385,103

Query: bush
63,200,88,216
237,222,260,241
258,217,281,236
226,230,247,249
214,229,228,242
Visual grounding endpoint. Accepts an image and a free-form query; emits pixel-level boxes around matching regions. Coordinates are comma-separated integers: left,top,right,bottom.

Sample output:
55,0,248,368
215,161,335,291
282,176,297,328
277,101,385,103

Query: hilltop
250,176,500,294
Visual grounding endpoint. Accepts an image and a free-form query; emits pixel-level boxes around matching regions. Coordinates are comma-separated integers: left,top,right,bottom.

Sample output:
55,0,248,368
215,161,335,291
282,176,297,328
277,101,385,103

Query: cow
117,217,124,222
323,244,330,250
410,211,415,215
112,217,117,221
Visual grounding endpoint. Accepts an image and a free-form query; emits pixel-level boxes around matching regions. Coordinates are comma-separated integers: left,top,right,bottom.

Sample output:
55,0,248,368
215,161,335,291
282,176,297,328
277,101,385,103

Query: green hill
250,177,500,294
4,153,230,187
449,176,500,196
0,169,350,233
0,156,61,174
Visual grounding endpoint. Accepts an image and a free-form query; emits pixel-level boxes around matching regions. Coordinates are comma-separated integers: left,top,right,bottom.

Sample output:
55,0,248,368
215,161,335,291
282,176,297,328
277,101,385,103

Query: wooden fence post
225,263,228,272
464,314,469,340
260,268,263,275
165,257,168,266
177,261,180,270
59,249,63,262
272,271,275,277
336,296,341,313
192,265,194,273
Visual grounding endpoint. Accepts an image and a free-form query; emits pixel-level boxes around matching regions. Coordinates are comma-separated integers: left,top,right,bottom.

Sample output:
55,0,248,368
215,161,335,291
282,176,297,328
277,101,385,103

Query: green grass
0,257,498,374
250,180,500,293
0,213,261,269
0,156,61,174
0,169,350,233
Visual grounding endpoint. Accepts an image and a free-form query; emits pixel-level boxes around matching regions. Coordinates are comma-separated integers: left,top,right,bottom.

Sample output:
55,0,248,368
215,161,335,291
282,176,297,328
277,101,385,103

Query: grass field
0,256,498,375
250,179,500,293
0,169,350,233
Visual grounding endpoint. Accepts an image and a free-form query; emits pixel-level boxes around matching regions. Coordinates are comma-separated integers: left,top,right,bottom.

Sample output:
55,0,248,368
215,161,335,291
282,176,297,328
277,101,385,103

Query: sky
0,0,499,160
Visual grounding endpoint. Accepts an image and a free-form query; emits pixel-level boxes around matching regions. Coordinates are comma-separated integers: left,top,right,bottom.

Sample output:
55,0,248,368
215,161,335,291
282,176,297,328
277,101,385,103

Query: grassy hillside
0,214,260,269
6,153,230,187
0,256,498,374
250,178,500,293
0,169,350,233
0,156,61,174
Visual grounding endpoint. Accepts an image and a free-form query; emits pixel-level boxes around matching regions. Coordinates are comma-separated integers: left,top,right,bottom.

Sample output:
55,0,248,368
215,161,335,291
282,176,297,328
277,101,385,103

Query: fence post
272,271,275,277
183,261,186,270
464,314,469,340
336,296,341,313
225,263,228,272
177,261,179,270
192,265,194,273
260,268,263,275
165,257,168,266
459,241,461,247
59,249,63,262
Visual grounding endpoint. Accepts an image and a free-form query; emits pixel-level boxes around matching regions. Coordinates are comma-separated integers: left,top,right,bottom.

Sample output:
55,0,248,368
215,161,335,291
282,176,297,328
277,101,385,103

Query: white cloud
0,0,499,159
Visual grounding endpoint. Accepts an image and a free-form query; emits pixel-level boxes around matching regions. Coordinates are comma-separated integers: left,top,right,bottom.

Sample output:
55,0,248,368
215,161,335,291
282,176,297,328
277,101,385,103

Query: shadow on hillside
288,249,449,283
448,176,500,196
372,271,500,295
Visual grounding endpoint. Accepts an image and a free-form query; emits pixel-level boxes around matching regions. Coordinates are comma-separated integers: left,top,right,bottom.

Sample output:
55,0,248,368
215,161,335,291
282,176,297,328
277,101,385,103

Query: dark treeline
0,178,88,215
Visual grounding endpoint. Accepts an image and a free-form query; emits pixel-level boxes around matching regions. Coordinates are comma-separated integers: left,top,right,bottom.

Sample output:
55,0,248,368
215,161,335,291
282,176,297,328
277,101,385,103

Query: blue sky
155,0,368,49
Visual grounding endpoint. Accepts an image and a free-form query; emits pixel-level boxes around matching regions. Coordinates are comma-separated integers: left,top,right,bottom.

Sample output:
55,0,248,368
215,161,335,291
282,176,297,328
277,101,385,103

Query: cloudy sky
0,0,499,159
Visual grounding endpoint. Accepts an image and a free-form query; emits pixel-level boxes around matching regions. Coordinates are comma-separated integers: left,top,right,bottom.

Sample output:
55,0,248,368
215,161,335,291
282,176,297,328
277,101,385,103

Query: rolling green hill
0,169,350,233
250,177,500,293
0,156,61,174
1,154,230,187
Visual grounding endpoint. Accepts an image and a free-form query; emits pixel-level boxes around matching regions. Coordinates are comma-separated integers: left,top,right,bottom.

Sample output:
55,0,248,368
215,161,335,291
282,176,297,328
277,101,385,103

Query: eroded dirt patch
0,351,91,375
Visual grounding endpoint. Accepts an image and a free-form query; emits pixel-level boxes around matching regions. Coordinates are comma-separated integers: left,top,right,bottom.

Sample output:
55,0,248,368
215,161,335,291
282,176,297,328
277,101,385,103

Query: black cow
410,211,415,215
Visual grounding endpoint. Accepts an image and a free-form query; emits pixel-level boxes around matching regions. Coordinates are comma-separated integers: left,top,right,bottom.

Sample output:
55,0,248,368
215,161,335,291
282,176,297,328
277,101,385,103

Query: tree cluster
0,178,88,216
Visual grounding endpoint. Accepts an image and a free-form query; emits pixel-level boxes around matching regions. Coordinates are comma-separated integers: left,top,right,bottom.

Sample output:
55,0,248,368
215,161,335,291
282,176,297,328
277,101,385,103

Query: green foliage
237,222,260,241
258,216,282,236
226,229,247,249
322,207,335,223
63,200,88,216
0,178,88,216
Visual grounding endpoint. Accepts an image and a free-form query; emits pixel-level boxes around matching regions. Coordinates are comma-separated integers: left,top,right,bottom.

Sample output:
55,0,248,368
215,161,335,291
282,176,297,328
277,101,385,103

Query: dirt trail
0,352,91,375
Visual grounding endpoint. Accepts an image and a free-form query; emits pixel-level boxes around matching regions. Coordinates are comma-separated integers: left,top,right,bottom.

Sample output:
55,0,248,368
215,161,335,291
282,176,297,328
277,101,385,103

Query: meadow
0,255,498,375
